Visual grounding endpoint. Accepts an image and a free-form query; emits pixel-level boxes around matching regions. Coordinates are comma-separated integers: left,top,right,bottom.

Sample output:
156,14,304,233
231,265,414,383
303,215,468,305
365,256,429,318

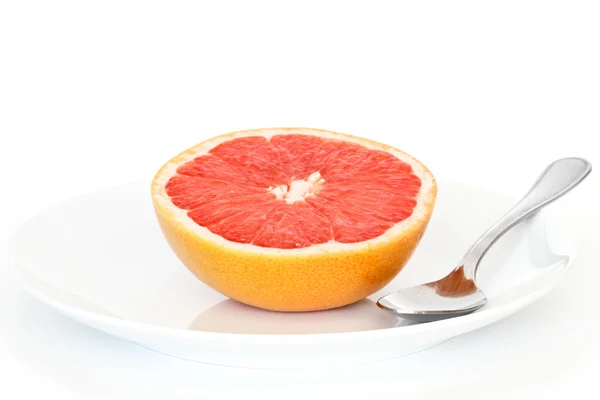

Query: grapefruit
151,128,437,312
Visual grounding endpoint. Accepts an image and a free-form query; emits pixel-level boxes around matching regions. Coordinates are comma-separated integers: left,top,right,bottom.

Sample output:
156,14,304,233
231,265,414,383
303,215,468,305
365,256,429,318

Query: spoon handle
460,157,592,279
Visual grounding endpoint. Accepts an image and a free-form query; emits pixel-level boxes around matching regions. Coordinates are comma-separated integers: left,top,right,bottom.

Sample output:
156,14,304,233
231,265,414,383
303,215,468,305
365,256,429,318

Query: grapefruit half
151,128,437,312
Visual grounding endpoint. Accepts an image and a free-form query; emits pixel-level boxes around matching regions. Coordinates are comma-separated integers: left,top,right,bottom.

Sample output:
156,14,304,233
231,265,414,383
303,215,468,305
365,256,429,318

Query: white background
1,1,599,398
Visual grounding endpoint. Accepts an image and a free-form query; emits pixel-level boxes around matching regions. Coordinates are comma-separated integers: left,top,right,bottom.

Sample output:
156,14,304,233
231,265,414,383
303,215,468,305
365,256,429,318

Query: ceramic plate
10,180,574,368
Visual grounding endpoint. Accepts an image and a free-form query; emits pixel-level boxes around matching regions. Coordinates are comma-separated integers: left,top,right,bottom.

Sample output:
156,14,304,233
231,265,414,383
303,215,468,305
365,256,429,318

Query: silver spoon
377,157,592,322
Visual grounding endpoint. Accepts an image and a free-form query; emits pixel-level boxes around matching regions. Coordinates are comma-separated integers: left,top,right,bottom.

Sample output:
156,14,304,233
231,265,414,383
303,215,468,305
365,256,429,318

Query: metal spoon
377,157,592,322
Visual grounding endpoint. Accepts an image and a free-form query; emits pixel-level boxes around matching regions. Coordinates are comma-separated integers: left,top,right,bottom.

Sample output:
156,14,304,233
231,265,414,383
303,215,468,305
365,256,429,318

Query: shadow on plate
188,298,414,335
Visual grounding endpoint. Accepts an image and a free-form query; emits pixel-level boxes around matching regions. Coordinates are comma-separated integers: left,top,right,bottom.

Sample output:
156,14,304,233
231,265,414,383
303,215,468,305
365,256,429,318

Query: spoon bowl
377,267,488,322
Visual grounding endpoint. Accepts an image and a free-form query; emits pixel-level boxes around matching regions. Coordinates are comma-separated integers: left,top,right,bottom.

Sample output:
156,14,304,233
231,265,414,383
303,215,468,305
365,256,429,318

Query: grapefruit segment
308,139,364,179
252,202,333,249
271,134,325,180
152,128,437,312
305,195,394,243
206,207,268,244
209,136,287,186
186,194,275,226
175,155,252,184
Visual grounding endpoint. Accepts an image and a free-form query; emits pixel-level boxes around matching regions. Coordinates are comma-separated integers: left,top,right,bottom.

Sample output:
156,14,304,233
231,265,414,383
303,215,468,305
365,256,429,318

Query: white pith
269,171,324,204
152,128,436,255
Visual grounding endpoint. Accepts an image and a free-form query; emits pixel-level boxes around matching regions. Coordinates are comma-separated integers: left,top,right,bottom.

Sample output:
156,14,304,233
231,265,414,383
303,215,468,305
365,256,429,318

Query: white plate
9,180,574,369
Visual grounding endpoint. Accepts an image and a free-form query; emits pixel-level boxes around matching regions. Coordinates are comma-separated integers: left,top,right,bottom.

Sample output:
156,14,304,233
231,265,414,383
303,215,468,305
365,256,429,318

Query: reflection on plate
189,299,408,335
10,180,574,368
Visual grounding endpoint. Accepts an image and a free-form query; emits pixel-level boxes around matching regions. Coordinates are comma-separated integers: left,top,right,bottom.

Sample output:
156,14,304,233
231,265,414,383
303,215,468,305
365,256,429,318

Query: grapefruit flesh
152,128,437,312
165,134,421,249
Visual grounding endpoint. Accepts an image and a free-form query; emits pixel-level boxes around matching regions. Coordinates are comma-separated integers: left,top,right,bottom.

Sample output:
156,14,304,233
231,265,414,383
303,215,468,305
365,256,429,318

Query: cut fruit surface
152,128,437,311
164,133,421,248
